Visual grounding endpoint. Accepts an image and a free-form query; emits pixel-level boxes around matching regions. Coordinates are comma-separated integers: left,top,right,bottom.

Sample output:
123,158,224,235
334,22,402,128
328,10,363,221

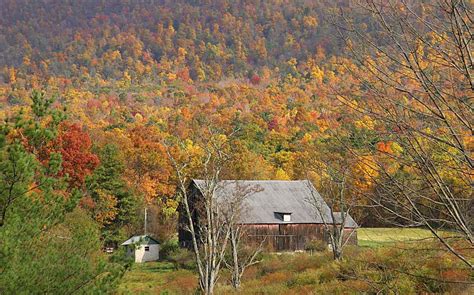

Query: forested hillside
1,0,472,293
1,0,386,228
0,0,351,82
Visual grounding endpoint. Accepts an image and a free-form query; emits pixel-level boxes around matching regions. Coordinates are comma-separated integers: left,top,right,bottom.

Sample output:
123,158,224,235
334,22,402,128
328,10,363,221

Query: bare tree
306,165,358,261
334,0,473,268
165,131,233,295
220,181,264,289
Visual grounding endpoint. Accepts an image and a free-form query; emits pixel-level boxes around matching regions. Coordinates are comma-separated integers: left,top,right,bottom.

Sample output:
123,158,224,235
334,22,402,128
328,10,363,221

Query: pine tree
87,144,141,243
0,91,123,293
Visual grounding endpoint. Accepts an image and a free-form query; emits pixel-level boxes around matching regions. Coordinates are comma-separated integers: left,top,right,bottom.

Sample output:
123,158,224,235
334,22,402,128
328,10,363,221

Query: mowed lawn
358,227,442,248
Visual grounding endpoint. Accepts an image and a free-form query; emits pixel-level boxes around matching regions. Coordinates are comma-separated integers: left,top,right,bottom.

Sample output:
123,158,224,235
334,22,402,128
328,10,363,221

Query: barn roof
121,235,160,246
191,180,358,228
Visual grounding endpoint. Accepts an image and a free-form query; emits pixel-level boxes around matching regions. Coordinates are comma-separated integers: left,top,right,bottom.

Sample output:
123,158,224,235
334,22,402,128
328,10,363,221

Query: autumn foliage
0,0,471,272
52,122,99,188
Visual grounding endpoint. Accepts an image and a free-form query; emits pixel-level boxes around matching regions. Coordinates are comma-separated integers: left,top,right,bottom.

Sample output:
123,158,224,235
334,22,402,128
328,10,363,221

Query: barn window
275,212,292,222
144,246,150,251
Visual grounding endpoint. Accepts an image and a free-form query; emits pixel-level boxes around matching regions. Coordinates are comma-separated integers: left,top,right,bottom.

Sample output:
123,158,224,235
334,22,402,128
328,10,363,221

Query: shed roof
121,235,160,246
191,180,358,228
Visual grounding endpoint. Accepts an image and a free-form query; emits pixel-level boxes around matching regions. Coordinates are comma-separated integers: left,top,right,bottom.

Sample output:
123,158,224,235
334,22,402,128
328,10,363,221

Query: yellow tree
339,0,473,268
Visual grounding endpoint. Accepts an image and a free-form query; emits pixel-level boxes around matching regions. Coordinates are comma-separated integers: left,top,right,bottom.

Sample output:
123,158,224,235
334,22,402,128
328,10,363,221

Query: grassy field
117,228,470,294
357,227,441,248
117,262,196,294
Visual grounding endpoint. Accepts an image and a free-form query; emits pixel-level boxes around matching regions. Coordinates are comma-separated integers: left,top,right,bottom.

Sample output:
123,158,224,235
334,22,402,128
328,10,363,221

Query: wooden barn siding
241,224,357,251
178,184,203,248
178,182,358,251
180,221,357,251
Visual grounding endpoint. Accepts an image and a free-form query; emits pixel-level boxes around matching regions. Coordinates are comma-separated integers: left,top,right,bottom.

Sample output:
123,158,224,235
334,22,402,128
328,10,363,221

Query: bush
162,269,198,294
288,252,331,272
119,237,472,294
257,283,290,295
318,262,339,283
160,238,180,260
243,281,290,295
259,255,287,275
287,269,320,287
305,240,328,252
261,271,291,285
159,238,195,270
109,246,134,268
313,279,371,294
167,248,196,270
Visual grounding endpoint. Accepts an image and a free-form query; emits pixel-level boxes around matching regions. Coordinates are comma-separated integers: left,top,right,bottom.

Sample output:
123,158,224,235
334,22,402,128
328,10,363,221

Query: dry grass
117,228,472,294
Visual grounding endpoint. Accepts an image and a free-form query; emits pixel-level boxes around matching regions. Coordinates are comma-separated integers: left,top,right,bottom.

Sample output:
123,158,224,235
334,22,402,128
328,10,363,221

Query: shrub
391,275,417,294
241,265,259,281
167,248,196,270
318,262,339,283
314,279,370,294
305,240,327,253
343,279,371,293
162,270,198,294
148,269,198,294
214,284,237,294
160,238,180,260
259,255,287,275
109,246,134,268
287,269,320,287
251,283,290,294
261,271,291,285
289,252,331,272
441,269,470,282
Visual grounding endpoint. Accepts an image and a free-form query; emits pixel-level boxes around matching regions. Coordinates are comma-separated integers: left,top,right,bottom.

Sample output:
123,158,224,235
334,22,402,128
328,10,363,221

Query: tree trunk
332,244,343,261
230,229,241,289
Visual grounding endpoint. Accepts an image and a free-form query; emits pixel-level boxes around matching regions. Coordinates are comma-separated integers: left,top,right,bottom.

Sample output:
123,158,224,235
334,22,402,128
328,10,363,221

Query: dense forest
0,0,349,81
1,0,472,293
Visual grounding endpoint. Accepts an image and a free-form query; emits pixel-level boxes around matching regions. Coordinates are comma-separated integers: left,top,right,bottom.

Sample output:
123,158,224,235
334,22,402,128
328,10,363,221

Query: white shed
121,235,160,263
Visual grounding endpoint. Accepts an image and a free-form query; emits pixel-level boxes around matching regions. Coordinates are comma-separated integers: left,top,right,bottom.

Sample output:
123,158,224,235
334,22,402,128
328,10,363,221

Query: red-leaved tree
52,122,99,189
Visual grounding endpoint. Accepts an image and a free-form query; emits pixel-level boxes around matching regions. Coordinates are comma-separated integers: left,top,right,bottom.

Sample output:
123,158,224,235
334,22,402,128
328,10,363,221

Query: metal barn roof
191,180,358,228
121,235,160,246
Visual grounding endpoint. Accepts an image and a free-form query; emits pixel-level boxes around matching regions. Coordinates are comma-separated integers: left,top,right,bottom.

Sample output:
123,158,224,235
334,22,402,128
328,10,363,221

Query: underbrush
218,242,472,294
119,240,473,294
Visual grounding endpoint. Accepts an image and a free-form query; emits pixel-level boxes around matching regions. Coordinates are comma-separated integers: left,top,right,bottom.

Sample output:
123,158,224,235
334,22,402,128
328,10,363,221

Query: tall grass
118,229,472,294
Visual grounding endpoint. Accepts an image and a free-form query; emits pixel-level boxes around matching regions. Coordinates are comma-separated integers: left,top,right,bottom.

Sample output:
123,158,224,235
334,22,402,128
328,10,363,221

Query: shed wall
134,244,160,263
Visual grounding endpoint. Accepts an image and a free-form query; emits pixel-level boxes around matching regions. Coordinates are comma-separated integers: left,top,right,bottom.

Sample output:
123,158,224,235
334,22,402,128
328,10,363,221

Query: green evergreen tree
87,144,141,243
0,91,123,294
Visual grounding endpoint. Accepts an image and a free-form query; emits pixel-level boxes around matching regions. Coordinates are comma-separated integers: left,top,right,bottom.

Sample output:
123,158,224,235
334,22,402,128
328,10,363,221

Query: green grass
117,228,467,294
358,227,440,248
117,262,196,294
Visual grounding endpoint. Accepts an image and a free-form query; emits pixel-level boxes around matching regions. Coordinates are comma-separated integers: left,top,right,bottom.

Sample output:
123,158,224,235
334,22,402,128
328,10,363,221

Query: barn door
277,224,291,251
279,224,288,235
